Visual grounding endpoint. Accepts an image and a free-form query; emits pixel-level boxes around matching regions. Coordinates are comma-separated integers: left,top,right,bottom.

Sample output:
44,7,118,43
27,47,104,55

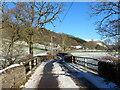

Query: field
67,50,109,59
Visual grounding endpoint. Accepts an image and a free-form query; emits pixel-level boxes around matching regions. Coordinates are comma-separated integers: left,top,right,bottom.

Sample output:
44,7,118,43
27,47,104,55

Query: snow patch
22,61,47,88
65,62,117,88
52,62,65,75
58,75,79,88
52,62,79,88
34,52,48,56
0,64,20,73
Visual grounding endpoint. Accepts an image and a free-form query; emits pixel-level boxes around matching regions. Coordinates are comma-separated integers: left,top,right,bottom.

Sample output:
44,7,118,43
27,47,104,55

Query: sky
6,2,117,41
46,2,103,41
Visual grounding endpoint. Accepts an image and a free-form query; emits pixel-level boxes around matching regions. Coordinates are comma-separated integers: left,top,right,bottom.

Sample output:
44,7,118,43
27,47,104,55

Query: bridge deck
38,61,59,88
35,60,97,89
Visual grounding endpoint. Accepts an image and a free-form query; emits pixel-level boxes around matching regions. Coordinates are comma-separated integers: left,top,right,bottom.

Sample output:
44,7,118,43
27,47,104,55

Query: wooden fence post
84,58,86,67
72,56,75,63
29,61,32,70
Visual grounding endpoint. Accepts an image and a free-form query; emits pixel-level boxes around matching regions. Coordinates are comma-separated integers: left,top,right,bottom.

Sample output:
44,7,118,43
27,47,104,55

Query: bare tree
89,2,120,57
2,3,23,65
11,2,63,55
89,2,120,38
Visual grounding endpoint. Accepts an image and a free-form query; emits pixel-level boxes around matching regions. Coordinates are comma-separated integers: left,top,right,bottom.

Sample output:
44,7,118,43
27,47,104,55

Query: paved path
59,61,98,89
37,60,97,89
37,61,59,89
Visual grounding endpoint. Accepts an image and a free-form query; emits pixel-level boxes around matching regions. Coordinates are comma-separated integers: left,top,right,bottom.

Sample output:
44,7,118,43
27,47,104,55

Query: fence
0,54,55,88
57,53,99,72
72,56,99,72
19,55,54,73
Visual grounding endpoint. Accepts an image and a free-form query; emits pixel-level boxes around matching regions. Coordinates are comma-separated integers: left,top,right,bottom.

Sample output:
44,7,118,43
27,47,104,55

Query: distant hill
32,28,87,47
83,39,107,49
2,26,87,47
2,21,106,50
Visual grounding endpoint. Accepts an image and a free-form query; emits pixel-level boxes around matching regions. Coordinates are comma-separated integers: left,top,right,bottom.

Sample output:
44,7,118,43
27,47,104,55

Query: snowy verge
64,62,117,88
0,64,20,73
52,62,79,88
22,61,48,88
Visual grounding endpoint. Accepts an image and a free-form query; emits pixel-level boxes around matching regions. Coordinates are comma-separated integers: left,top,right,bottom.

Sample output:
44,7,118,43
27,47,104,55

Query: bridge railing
19,55,53,74
72,56,99,72
57,53,99,72
0,54,54,88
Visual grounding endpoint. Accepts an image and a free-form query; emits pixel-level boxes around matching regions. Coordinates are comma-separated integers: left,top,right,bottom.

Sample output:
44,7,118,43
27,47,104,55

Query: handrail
19,55,55,73
76,60,98,66
73,56,99,72
74,56,99,61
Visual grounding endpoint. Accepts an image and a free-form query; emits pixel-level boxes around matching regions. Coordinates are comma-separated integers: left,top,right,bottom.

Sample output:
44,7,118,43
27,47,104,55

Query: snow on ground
22,60,79,89
52,62,65,75
34,52,47,56
65,62,118,88
0,64,20,73
52,61,79,88
22,61,48,88
21,60,118,89
71,52,109,59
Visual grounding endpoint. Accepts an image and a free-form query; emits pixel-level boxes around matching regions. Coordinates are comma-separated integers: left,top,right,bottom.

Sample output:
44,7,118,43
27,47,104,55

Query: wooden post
29,61,32,70
34,59,36,66
72,56,75,64
84,58,86,67
36,58,38,65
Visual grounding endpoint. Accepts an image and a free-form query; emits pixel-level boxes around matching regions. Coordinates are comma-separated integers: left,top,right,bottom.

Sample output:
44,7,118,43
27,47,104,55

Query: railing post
84,58,86,67
72,56,75,64
29,61,32,70
34,59,36,66
36,58,38,65
20,62,23,65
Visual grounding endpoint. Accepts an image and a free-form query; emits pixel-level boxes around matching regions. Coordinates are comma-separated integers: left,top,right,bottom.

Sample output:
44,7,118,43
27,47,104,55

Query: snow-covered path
22,59,118,89
23,60,80,89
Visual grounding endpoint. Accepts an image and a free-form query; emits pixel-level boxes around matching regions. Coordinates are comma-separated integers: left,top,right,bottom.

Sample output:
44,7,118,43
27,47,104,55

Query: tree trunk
29,41,33,55
7,39,14,65
29,35,33,55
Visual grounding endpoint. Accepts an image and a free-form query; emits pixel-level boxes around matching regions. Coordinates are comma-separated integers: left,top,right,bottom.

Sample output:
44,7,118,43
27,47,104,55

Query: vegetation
89,2,120,58
1,2,64,68
83,40,106,50
1,2,88,68
1,2,111,69
89,2,120,37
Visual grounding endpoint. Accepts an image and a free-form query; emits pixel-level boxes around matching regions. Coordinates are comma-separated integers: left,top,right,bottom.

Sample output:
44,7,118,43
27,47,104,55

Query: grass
23,45,46,55
67,51,107,53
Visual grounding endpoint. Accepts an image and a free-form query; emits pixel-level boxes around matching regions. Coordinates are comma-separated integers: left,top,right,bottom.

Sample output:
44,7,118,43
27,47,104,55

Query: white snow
65,62,117,88
21,60,118,89
52,61,79,88
97,42,107,47
34,52,48,56
58,75,79,89
71,52,109,59
22,61,48,88
22,60,79,88
52,62,65,75
97,42,103,46
0,64,20,73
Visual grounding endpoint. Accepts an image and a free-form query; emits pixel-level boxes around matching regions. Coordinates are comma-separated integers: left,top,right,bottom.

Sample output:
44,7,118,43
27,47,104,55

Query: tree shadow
38,61,60,90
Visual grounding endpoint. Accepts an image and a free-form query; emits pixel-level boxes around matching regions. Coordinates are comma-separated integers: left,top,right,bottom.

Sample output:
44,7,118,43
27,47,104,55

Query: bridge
0,53,119,89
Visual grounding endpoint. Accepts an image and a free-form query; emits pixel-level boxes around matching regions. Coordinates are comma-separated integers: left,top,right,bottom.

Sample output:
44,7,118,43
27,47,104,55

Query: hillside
2,21,106,50
2,26,87,47
83,40,107,49
32,28,87,46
